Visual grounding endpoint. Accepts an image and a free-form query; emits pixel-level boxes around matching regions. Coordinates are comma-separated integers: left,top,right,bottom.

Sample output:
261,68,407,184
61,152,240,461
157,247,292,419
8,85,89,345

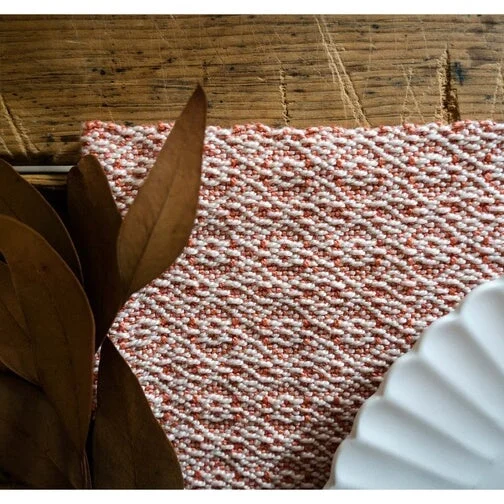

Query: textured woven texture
82,120,504,489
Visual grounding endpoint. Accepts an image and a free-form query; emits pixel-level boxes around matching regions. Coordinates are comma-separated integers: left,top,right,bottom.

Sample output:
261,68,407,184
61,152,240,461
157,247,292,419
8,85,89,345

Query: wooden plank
1,14,504,182
23,174,67,187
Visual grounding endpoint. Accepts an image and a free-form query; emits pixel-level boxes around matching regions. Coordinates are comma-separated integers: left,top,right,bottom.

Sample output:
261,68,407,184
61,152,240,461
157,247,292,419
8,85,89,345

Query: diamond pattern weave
82,120,504,489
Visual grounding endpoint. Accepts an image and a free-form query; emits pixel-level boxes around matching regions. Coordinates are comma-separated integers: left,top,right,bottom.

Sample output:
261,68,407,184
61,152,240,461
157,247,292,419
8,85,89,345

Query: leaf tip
187,84,207,120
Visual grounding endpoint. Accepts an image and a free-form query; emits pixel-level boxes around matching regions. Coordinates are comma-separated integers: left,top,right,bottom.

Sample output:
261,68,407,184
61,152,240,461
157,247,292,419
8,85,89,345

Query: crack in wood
201,60,209,86
0,135,13,158
0,94,27,157
0,94,39,158
316,16,370,127
279,68,291,126
401,67,425,123
436,48,461,123
491,62,504,119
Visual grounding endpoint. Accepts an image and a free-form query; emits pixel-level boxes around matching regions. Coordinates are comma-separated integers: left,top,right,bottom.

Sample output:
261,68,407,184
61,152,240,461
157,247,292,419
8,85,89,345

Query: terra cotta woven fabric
82,120,504,489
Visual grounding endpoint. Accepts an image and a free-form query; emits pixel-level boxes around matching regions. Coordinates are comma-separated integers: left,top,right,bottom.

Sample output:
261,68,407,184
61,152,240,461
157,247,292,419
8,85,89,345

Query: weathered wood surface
0,14,503,187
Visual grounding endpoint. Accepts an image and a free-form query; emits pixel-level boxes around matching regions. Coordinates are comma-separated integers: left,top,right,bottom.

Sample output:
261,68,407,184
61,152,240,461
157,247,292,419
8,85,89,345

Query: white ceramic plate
325,277,504,489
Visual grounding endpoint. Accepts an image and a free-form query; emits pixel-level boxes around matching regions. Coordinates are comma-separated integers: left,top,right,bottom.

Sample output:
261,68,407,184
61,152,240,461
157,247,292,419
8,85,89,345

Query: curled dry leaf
0,372,84,489
67,155,123,350
0,216,94,453
0,159,82,279
117,85,207,300
0,262,35,382
91,337,184,489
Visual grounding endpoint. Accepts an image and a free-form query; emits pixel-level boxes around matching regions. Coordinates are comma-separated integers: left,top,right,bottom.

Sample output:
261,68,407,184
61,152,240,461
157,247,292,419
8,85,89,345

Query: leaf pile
0,85,207,489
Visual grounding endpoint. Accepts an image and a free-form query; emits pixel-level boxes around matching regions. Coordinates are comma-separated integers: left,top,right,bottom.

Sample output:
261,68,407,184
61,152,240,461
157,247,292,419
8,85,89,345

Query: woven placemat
82,120,504,489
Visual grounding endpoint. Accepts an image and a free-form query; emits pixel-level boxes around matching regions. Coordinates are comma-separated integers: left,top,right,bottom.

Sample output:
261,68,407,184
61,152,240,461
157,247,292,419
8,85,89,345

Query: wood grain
0,14,503,188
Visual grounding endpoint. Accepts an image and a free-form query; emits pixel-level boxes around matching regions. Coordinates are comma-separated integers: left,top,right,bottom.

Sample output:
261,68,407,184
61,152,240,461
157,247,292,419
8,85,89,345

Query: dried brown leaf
0,216,94,453
0,262,26,331
0,372,84,488
91,337,183,489
67,155,123,350
0,262,35,382
0,159,82,279
117,85,206,299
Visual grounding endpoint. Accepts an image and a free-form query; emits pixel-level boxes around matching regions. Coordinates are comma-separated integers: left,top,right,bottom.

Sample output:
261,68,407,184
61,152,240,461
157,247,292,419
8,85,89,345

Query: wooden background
0,14,504,192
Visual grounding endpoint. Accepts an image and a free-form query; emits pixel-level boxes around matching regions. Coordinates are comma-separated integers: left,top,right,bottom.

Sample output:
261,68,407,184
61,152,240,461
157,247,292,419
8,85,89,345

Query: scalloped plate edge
324,276,504,489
